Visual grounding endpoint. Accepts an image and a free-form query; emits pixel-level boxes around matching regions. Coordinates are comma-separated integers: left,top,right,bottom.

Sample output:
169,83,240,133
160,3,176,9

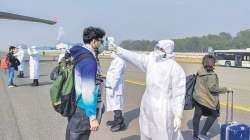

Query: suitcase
220,91,250,140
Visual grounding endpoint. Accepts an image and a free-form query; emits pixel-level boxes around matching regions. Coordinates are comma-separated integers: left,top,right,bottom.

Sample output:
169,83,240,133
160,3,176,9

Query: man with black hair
66,26,106,140
7,46,20,87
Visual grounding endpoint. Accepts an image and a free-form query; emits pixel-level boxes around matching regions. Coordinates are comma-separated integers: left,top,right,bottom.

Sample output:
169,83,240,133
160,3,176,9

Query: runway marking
220,102,250,113
125,79,250,113
125,80,145,86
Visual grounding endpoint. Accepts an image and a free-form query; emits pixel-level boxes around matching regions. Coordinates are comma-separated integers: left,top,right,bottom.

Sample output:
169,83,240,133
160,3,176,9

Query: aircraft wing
0,11,56,25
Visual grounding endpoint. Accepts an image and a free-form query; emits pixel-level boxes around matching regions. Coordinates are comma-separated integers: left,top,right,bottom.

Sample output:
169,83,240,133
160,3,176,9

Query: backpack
184,74,197,110
0,54,10,69
49,52,93,117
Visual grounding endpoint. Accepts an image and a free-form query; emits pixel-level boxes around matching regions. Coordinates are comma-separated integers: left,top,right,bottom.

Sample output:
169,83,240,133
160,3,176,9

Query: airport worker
105,53,126,132
192,55,232,139
7,46,20,87
16,45,25,78
28,46,40,86
56,42,68,63
66,26,106,140
109,39,186,140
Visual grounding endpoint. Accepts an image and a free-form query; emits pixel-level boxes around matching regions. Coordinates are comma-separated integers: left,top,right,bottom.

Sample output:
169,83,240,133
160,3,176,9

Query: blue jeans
8,67,15,86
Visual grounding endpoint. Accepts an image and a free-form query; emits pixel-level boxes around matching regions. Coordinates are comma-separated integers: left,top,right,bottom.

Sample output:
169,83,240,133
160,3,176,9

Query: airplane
0,11,56,25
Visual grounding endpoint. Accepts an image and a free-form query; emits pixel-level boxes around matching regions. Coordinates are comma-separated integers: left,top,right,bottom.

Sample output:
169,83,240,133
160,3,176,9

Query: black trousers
192,101,218,137
66,108,91,140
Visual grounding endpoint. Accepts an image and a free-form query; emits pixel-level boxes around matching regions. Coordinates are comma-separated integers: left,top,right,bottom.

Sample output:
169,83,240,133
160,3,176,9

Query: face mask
153,47,166,61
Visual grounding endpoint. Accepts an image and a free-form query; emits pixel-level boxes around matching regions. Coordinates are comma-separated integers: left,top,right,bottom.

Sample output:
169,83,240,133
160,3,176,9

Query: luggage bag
220,91,250,140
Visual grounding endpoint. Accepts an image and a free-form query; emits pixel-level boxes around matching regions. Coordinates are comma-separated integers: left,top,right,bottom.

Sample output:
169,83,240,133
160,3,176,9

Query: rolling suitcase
220,91,250,140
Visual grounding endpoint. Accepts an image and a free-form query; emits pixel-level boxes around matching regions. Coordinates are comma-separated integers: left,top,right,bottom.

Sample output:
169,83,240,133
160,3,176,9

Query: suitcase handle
225,91,234,123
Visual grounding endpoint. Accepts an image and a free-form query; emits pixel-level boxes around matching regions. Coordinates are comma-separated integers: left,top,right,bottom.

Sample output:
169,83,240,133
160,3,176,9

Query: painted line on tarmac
220,102,250,113
125,79,250,113
125,80,145,86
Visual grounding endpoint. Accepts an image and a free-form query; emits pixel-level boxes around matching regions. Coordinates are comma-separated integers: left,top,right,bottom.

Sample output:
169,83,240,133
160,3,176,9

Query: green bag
49,52,92,117
50,64,76,117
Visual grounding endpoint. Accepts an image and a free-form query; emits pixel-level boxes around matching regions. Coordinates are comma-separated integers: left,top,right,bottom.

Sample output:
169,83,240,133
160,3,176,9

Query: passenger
105,54,126,132
16,45,25,78
27,46,40,86
7,46,20,88
192,55,231,139
109,39,186,140
66,26,106,140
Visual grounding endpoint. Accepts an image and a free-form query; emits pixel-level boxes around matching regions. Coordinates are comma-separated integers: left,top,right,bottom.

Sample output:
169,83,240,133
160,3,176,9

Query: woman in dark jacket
7,46,20,87
192,55,231,139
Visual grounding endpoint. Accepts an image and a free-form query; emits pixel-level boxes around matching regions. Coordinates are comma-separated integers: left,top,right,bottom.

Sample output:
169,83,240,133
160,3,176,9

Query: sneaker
8,84,17,88
8,85,14,88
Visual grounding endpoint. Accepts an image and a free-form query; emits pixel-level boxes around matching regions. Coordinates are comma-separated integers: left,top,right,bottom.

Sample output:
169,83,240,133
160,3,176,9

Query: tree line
119,29,250,52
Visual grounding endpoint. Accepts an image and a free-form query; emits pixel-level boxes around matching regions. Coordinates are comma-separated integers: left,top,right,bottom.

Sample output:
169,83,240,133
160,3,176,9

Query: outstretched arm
116,47,148,72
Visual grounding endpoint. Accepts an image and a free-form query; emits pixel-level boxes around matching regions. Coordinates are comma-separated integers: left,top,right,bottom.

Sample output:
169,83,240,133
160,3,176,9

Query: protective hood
154,40,175,60
17,45,24,50
56,42,68,50
28,46,39,55
16,45,25,56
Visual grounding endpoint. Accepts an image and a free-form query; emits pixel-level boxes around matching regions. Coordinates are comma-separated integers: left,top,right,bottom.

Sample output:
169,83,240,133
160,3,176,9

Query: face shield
29,46,39,55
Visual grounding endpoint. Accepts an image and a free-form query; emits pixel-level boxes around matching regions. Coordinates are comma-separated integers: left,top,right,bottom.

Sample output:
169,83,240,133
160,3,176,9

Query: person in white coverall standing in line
16,45,25,78
56,43,68,63
109,39,186,140
28,46,40,86
105,54,126,132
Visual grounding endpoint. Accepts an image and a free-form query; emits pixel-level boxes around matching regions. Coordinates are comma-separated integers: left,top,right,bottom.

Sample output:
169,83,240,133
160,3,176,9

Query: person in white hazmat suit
16,45,25,78
109,39,186,140
56,43,68,63
28,46,40,86
105,54,126,132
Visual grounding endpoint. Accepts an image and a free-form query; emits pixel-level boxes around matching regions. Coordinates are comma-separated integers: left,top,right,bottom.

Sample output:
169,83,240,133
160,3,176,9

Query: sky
0,0,250,50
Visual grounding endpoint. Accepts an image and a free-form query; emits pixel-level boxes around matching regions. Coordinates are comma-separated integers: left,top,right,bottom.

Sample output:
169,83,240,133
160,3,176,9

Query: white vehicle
214,48,250,68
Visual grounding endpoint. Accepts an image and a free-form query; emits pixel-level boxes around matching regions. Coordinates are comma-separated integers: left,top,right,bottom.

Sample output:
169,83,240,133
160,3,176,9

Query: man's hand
90,119,99,131
174,117,181,131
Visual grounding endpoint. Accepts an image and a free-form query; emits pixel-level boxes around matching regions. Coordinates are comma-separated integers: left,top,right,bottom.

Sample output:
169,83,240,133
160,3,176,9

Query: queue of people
0,45,40,87
0,26,232,140
61,26,226,140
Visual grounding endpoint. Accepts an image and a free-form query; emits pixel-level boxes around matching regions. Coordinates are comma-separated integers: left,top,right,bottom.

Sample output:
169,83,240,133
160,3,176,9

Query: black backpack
184,74,197,110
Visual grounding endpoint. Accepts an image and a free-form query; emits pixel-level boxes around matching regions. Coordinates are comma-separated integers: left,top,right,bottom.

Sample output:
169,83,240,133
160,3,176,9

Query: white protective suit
28,46,40,79
106,54,126,111
16,46,25,71
56,43,68,63
115,40,186,140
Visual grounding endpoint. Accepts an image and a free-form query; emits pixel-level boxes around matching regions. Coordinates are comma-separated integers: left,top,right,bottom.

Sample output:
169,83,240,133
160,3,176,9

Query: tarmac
0,58,250,140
